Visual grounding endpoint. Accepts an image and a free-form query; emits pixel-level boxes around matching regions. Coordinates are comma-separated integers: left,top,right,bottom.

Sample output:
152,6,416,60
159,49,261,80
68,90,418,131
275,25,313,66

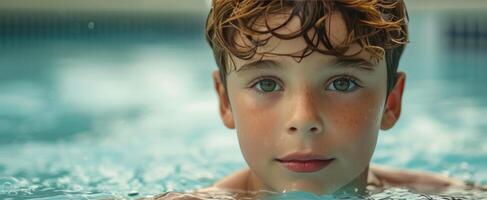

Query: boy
203,0,468,196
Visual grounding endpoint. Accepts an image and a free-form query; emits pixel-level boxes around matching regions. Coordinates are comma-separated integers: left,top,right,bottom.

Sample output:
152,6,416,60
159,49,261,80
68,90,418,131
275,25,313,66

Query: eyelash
326,75,363,92
249,75,363,95
249,76,284,95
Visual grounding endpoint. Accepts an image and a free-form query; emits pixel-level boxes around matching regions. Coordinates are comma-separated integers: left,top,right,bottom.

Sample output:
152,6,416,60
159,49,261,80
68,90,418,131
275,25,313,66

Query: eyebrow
237,59,280,72
330,57,375,72
236,57,375,73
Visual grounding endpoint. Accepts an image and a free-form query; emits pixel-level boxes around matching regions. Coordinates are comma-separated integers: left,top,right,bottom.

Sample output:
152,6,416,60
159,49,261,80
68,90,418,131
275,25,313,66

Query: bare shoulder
213,168,251,190
199,168,251,192
154,169,252,200
369,164,467,192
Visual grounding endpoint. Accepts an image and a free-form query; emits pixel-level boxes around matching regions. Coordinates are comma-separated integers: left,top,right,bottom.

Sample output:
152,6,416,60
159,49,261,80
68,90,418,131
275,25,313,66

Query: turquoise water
0,10,486,199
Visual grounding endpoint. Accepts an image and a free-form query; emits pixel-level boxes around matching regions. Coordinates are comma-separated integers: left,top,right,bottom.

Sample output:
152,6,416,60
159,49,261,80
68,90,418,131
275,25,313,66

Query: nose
286,90,324,135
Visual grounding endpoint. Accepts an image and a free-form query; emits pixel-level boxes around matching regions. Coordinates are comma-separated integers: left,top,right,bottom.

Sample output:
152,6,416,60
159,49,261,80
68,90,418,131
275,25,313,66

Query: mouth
275,152,335,173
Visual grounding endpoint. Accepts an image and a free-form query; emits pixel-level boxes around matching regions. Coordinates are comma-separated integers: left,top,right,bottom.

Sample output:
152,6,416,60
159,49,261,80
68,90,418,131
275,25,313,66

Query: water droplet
87,22,95,29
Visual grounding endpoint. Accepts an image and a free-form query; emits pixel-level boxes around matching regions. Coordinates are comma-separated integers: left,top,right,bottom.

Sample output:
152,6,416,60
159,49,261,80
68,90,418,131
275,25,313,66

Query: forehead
229,9,375,71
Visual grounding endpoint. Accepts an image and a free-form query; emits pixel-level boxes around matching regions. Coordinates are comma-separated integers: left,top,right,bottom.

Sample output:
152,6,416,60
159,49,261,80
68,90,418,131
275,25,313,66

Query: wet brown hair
205,0,409,94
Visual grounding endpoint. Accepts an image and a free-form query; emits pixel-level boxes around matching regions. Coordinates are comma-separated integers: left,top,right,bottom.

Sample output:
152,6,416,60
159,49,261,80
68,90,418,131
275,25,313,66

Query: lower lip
277,159,334,173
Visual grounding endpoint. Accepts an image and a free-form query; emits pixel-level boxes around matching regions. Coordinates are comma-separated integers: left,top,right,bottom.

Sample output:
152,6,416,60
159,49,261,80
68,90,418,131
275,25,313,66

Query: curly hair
205,0,409,94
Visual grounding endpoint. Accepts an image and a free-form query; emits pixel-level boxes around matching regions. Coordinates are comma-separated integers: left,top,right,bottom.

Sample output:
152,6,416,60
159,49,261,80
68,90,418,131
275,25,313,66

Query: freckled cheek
231,95,281,159
326,93,383,147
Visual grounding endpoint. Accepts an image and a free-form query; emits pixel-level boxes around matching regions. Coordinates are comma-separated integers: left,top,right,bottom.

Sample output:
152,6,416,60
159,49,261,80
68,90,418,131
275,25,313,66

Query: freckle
352,118,359,128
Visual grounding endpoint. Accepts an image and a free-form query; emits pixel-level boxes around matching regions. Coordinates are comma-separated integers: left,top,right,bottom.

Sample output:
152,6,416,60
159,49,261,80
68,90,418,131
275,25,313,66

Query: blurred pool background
0,0,486,199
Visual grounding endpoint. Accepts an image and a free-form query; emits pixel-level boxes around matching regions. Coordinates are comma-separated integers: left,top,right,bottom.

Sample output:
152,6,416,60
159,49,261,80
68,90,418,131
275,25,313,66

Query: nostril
310,127,318,132
290,127,297,132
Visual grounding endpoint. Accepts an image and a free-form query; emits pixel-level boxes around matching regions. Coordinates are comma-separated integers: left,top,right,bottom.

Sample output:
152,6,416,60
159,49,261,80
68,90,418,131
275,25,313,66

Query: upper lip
276,152,334,162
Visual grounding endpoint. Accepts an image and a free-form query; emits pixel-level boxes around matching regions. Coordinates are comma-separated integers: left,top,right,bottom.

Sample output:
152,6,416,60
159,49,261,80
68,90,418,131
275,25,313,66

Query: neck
333,166,369,196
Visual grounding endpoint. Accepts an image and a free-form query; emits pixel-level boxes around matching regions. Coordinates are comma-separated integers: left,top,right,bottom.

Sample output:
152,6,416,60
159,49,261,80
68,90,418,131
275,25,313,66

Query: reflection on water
154,187,487,200
0,8,486,200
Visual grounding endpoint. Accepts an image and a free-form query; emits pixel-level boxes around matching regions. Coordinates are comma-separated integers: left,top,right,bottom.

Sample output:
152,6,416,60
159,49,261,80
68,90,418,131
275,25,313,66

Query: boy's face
213,11,405,195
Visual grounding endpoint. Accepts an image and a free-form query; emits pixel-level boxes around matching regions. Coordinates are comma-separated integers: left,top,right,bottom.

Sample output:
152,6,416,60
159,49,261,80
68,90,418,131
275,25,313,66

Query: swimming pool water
0,9,486,200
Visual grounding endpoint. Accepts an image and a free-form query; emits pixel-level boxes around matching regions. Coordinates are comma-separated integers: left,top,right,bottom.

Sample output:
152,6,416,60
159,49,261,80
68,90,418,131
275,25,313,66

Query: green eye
328,77,358,92
256,79,281,93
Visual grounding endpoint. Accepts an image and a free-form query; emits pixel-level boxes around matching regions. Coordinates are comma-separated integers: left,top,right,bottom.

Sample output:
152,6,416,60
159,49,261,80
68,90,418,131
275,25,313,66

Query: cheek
332,95,382,135
230,93,280,161
326,89,385,159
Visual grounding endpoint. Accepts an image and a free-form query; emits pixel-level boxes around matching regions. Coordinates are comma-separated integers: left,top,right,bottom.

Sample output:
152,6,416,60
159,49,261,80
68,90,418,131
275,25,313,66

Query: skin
203,9,468,197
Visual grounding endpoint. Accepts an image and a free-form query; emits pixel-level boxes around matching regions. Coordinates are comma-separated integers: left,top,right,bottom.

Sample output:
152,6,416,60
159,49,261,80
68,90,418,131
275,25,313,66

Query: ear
212,70,235,129
380,72,406,130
